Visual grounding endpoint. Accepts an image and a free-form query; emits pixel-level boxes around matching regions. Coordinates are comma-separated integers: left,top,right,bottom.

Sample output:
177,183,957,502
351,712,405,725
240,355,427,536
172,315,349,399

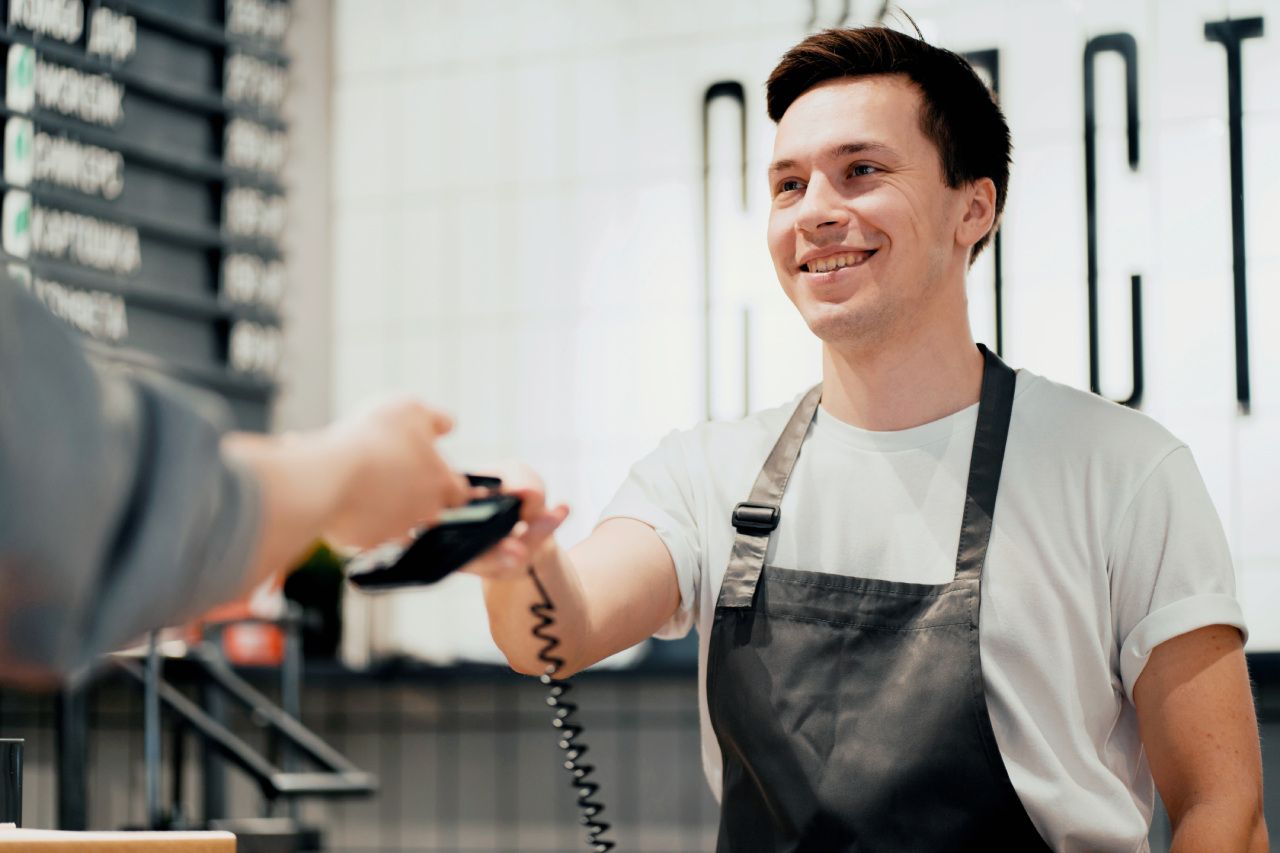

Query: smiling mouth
799,250,877,273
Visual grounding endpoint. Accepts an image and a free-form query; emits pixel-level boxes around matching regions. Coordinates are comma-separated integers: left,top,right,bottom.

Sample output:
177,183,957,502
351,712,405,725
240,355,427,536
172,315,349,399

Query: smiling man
470,26,1268,851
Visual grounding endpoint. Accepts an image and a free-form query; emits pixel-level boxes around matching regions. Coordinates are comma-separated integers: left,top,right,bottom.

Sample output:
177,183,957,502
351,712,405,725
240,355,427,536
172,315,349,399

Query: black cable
528,567,616,852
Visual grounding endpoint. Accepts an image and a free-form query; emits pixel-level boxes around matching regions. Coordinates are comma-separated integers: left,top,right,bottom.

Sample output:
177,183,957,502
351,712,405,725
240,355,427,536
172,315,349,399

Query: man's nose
795,174,848,235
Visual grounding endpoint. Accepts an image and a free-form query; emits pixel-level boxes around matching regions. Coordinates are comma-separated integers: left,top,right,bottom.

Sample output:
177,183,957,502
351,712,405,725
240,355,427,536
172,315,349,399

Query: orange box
0,829,235,851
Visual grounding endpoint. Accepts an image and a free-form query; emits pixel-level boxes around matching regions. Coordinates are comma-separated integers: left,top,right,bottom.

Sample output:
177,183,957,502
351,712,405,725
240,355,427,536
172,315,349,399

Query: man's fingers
521,504,569,549
509,486,547,522
460,504,564,579
460,537,530,580
470,461,544,496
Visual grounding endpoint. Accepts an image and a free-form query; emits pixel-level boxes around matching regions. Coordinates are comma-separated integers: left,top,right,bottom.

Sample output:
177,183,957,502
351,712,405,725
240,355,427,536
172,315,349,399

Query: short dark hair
766,27,1011,260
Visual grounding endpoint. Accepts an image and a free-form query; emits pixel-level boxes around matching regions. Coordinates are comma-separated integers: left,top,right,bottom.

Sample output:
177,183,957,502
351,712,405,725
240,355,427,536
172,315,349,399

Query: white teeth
810,252,865,273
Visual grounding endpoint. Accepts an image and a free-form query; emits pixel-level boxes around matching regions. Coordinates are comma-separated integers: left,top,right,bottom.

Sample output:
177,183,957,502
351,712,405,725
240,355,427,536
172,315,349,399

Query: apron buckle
732,502,779,534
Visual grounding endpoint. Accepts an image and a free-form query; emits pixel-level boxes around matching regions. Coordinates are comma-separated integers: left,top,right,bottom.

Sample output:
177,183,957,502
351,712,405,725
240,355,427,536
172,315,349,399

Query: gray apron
707,345,1049,852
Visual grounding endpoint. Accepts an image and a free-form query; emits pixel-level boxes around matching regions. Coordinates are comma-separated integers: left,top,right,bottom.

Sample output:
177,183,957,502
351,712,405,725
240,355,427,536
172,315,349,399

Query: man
469,27,1267,851
0,272,470,685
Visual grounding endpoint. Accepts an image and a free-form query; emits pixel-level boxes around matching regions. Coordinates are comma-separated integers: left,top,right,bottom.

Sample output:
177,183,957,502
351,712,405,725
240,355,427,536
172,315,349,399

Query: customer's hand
319,396,471,547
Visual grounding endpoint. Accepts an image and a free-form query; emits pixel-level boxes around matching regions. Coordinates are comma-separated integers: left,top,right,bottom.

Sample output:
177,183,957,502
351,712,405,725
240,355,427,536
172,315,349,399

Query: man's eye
777,179,804,194
850,164,878,177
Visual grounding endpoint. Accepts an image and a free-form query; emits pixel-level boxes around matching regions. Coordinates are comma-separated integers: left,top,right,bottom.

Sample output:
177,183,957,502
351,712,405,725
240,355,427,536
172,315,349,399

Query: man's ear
956,177,997,252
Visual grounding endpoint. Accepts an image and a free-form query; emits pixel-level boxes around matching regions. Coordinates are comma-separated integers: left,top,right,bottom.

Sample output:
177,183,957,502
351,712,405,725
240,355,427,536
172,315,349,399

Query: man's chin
801,301,891,347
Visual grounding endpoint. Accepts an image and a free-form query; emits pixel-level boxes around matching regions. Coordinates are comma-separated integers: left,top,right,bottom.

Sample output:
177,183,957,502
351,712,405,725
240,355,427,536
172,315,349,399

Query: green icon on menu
4,118,34,186
15,48,33,88
2,190,32,259
5,46,36,113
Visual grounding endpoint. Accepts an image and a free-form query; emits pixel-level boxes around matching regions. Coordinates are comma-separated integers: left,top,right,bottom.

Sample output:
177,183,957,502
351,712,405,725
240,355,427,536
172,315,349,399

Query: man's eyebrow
832,141,894,159
767,142,896,176
767,157,798,176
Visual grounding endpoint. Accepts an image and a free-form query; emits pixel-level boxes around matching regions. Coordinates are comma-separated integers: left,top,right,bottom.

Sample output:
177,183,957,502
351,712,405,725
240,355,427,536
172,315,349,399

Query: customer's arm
0,277,467,684
223,397,467,593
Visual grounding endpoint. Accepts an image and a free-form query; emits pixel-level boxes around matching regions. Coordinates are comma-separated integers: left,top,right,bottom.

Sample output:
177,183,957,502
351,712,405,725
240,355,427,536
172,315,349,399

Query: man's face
766,74,972,349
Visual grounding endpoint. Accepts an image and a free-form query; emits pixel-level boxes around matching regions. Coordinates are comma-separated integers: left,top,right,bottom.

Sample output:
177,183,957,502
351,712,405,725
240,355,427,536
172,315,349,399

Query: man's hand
462,461,681,678
460,462,582,675
461,461,570,581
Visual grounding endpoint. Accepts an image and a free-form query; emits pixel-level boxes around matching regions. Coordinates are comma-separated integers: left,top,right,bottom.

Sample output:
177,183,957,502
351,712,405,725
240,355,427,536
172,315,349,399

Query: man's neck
819,323,984,431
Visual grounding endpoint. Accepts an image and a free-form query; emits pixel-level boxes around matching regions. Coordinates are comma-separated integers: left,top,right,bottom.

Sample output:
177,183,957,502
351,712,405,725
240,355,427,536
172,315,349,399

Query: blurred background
0,0,1277,850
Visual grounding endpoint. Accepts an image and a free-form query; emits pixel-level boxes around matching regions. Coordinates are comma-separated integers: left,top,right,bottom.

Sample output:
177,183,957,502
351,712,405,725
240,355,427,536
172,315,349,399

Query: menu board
0,0,289,431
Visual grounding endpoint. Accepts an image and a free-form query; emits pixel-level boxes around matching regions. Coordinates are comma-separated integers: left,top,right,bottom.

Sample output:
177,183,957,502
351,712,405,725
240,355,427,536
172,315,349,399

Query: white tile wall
1151,0,1234,124
332,201,397,335
396,75,463,194
394,199,460,325
331,0,1280,662
1245,114,1280,262
1000,139,1090,385
333,0,402,76
1245,257,1280,419
331,79,400,201
510,61,575,188
1229,256,1280,612
998,1,1087,143
510,190,578,313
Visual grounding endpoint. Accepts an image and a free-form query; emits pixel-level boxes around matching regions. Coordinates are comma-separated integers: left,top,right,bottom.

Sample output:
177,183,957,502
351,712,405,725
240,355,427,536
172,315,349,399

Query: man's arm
466,466,682,677
1133,624,1268,852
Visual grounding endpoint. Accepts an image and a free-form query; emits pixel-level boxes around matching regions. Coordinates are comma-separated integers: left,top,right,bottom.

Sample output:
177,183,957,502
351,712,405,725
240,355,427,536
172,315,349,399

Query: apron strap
717,344,1016,607
717,383,823,609
954,344,1017,582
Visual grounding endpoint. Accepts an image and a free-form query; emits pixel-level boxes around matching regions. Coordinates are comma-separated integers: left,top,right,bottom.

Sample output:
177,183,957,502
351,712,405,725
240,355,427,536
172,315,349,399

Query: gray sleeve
0,275,262,679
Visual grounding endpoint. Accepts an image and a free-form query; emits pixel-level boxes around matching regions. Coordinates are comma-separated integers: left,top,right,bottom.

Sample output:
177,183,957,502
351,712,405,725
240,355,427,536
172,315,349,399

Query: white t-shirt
599,368,1246,853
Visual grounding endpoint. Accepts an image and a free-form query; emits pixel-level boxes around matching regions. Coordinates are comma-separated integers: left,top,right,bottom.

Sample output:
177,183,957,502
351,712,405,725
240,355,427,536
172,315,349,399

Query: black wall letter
1205,17,1264,414
1083,33,1144,408
702,82,748,420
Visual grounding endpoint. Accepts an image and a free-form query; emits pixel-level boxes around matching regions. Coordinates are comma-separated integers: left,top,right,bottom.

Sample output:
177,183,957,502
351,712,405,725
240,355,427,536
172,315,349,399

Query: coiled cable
528,567,617,852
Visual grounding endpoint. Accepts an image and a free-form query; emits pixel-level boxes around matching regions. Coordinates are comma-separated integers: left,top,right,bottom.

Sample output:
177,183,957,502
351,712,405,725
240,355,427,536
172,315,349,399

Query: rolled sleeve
1109,446,1245,701
1118,593,1247,700
597,431,702,640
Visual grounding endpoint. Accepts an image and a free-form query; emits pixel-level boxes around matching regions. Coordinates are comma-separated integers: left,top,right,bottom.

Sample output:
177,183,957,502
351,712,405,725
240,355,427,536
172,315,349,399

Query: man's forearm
1170,798,1268,853
483,543,595,678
